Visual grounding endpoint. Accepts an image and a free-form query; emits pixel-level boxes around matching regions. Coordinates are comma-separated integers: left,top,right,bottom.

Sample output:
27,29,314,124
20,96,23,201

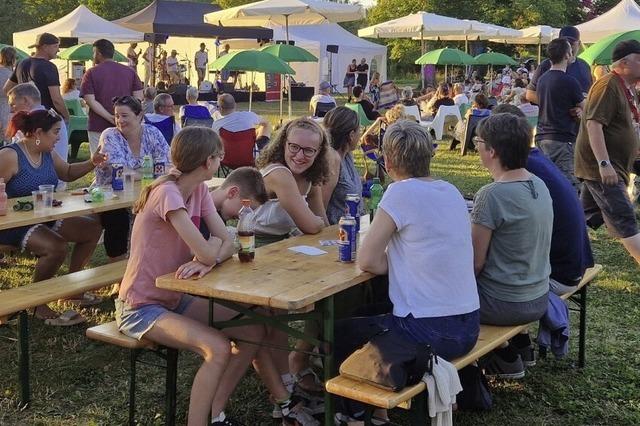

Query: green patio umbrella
0,43,29,61
415,48,474,82
58,43,128,62
260,44,318,118
579,30,640,65
209,50,295,111
473,52,517,66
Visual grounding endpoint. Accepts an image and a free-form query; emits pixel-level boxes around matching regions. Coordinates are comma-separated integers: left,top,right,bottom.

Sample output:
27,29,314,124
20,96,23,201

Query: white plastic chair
422,105,462,140
402,104,434,128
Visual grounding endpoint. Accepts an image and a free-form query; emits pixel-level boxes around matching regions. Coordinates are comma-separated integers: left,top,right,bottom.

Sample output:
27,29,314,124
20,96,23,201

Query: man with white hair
574,40,640,265
308,81,336,117
213,93,271,149
144,93,180,143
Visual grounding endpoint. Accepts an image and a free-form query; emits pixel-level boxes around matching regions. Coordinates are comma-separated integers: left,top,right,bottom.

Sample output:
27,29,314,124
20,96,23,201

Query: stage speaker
169,83,188,96
144,33,169,44
59,37,79,48
276,40,295,45
326,45,339,54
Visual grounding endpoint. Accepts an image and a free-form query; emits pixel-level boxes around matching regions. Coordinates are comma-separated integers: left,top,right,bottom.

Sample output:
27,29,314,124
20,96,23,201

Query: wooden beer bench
326,264,603,425
0,260,128,407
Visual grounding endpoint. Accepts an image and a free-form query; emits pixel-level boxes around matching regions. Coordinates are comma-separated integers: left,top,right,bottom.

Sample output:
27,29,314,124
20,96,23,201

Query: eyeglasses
287,142,318,158
472,136,487,145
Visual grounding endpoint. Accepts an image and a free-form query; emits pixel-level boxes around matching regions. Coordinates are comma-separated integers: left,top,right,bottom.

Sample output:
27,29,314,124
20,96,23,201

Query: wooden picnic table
0,177,225,232
156,224,374,425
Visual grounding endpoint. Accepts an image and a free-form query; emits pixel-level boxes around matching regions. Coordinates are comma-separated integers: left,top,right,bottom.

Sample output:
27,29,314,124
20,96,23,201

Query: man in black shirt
356,58,369,89
535,38,585,188
4,33,70,162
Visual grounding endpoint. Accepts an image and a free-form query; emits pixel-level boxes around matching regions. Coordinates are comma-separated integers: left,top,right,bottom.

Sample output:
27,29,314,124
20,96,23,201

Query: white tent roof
13,5,144,50
421,20,521,41
490,25,559,44
576,0,640,43
204,0,365,27
358,12,473,39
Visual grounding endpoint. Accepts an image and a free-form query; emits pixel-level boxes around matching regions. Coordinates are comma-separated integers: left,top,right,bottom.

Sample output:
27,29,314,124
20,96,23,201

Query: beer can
338,214,357,262
111,164,124,191
345,193,361,233
153,161,166,179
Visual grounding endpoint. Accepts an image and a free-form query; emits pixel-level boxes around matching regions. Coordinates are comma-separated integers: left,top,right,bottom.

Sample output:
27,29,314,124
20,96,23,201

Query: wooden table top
0,177,225,231
156,225,374,311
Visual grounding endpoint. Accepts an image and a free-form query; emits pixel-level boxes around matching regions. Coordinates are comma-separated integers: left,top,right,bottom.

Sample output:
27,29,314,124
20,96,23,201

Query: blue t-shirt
529,57,593,96
526,148,594,285
535,70,583,142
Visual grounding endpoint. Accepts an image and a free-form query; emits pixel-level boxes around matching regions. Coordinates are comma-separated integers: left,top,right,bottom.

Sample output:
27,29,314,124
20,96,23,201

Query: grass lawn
1,126,640,425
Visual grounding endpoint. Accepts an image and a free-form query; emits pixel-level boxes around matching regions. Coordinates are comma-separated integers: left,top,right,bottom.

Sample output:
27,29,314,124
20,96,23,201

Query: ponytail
132,175,176,214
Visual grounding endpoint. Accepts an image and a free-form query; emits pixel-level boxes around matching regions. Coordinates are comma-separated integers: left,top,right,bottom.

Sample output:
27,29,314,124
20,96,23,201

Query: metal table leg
18,310,30,408
577,286,588,368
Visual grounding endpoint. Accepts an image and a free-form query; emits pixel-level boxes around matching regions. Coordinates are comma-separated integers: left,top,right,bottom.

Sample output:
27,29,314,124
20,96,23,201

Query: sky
357,0,377,11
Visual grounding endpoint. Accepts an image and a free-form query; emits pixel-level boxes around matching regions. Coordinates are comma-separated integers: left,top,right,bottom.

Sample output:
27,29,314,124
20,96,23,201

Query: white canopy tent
358,12,473,39
489,25,559,62
13,5,144,50
575,0,640,43
421,20,521,42
222,23,387,94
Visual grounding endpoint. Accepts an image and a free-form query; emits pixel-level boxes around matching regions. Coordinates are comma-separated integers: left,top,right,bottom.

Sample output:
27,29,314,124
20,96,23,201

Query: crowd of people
1,23,640,426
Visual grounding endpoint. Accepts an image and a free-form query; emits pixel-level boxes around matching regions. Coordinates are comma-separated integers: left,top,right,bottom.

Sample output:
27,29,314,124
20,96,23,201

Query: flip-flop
44,310,87,327
60,293,103,308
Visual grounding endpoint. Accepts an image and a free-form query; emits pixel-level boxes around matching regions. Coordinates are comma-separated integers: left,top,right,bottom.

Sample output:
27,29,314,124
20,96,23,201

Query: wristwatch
599,159,610,168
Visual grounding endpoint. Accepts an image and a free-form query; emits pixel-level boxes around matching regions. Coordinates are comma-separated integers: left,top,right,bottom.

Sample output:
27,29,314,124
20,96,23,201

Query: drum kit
155,46,191,85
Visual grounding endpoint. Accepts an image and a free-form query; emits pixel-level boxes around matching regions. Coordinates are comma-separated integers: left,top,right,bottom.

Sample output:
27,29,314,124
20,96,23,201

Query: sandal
293,368,325,397
60,292,103,308
44,310,87,327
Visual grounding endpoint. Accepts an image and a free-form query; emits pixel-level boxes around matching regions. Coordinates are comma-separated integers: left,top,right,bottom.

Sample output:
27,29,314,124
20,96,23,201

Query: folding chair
181,104,214,128
64,99,88,159
422,105,462,140
378,81,399,109
344,103,375,127
461,114,486,156
314,102,337,118
144,115,175,145
217,127,257,177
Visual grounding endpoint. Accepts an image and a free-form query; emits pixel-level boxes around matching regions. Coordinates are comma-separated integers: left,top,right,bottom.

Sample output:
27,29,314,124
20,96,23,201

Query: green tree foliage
216,0,256,9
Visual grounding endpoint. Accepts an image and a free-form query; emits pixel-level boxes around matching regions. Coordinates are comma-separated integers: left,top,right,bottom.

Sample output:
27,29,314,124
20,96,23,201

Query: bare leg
55,216,102,273
621,233,640,265
145,310,231,426
25,226,68,319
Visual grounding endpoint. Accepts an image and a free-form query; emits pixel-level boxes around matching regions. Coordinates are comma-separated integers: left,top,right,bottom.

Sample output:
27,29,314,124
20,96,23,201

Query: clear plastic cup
123,170,136,193
32,190,46,213
100,185,114,200
38,184,54,210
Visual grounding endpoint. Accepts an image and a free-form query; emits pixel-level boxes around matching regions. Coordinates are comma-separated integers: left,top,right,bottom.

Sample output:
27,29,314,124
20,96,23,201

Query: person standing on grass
574,40,640,266
4,33,69,163
0,110,106,325
81,38,143,155
471,113,552,380
534,38,585,189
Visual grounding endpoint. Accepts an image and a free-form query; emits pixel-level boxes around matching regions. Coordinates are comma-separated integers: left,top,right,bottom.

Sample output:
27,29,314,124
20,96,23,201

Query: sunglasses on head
112,96,139,106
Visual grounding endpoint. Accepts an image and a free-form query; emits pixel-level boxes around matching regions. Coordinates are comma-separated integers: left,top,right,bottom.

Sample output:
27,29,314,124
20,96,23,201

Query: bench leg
165,348,179,426
322,295,335,426
129,349,139,426
409,390,428,426
18,310,30,409
577,286,588,369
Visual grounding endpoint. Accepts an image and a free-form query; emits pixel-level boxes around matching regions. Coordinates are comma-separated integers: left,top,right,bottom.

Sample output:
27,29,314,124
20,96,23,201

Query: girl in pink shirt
116,127,312,426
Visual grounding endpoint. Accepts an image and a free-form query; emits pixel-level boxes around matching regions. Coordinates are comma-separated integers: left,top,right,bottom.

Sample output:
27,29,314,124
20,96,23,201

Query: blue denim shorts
115,295,195,340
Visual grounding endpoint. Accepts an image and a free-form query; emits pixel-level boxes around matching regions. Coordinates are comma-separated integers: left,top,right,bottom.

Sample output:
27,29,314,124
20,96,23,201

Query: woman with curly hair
254,117,330,245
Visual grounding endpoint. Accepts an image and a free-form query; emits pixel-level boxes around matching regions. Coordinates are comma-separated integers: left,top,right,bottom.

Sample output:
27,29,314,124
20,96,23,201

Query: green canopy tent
260,44,318,119
579,30,640,65
415,48,474,82
58,43,128,62
209,49,295,111
0,44,29,61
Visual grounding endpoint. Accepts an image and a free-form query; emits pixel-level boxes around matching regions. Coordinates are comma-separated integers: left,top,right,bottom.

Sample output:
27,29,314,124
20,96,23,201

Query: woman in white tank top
254,118,330,242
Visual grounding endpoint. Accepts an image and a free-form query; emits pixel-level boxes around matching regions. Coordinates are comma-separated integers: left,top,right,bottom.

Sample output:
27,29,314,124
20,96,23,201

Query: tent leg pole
421,30,425,89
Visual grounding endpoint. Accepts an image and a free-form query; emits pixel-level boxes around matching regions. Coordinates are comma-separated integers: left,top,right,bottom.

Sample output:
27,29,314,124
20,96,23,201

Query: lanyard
613,71,640,124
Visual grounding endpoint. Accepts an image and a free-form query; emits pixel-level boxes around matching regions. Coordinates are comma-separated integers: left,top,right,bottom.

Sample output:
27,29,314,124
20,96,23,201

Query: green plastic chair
344,103,375,127
526,115,538,129
459,103,471,119
64,99,88,159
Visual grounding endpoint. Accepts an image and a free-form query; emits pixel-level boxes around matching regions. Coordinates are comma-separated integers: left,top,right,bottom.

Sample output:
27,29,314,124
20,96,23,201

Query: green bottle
141,155,153,187
369,177,384,220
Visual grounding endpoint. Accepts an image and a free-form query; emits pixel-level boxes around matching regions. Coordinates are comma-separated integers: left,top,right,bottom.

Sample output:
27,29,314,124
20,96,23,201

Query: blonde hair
385,104,406,124
382,120,433,177
134,127,223,213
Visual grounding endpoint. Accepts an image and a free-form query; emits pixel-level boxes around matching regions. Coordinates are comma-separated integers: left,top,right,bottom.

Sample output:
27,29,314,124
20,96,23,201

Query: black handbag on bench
339,329,435,392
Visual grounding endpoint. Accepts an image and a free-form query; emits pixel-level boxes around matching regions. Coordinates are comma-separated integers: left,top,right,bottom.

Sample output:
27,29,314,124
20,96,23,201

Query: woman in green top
471,113,553,380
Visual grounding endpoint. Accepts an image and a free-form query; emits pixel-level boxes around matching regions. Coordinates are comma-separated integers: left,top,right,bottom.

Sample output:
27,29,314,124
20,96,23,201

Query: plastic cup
38,185,54,210
123,171,136,193
100,185,114,200
32,190,46,214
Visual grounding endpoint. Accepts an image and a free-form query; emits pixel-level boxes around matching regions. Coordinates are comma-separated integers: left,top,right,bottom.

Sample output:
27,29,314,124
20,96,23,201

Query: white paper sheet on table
288,245,328,256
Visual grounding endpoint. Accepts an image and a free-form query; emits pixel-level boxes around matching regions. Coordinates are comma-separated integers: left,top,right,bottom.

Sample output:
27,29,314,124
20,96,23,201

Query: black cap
559,26,580,42
612,39,640,62
28,33,59,48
